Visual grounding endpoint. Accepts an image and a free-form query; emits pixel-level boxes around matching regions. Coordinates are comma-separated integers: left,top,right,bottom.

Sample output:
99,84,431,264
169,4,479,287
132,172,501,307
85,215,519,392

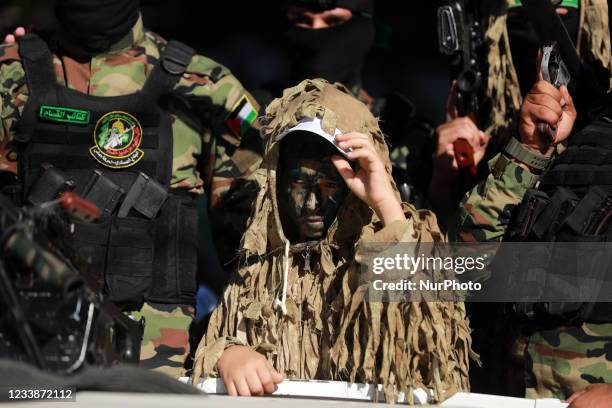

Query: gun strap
141,40,194,101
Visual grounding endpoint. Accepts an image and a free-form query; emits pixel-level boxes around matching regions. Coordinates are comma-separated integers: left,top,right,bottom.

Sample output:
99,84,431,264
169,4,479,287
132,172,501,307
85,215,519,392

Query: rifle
0,193,142,373
437,0,489,176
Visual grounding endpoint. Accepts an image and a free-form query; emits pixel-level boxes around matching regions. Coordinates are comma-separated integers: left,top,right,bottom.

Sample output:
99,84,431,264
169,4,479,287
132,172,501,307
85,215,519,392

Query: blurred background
0,0,449,123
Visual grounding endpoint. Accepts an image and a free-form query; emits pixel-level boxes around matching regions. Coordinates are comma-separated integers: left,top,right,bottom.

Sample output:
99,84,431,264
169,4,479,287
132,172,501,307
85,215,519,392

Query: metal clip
303,247,312,272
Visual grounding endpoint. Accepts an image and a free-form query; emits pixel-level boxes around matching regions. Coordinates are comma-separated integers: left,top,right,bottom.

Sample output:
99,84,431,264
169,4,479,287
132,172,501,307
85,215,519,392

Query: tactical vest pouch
27,164,75,205
105,216,155,308
147,195,197,304
506,189,550,241
118,173,167,219
566,186,610,234
81,170,125,217
0,172,21,207
72,217,112,291
532,187,578,241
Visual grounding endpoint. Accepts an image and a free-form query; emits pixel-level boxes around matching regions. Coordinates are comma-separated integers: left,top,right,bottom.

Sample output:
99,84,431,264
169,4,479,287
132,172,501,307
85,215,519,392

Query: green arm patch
39,105,91,126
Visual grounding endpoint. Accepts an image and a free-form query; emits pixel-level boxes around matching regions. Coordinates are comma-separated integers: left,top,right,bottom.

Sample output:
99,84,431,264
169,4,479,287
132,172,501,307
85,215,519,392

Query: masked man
455,65,612,405
443,0,611,396
432,0,611,228
191,79,474,402
284,0,436,208
0,0,262,376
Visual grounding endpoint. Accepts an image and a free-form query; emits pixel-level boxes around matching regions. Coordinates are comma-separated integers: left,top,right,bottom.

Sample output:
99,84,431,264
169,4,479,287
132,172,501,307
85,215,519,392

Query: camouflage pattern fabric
0,15,263,373
0,16,262,207
131,302,194,378
453,152,612,397
390,145,410,171
451,153,538,243
525,323,612,399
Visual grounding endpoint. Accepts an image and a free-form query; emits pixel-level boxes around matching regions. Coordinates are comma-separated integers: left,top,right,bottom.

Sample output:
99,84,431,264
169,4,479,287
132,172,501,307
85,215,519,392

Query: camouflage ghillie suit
0,17,261,377
192,79,474,403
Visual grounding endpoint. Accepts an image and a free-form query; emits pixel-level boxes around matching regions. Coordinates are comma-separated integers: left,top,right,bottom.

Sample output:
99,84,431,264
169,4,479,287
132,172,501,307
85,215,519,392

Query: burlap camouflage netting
192,79,476,403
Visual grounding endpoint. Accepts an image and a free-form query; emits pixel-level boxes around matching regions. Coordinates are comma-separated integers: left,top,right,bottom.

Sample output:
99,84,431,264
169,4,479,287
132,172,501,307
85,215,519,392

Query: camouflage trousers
131,302,194,378
524,323,612,399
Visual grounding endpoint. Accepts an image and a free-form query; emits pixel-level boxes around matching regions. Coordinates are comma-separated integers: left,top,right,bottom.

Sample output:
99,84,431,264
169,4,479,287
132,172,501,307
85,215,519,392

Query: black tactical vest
15,34,198,309
505,115,612,324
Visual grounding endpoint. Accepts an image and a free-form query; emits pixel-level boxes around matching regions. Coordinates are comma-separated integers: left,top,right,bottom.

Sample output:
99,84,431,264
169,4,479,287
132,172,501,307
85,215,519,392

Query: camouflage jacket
452,145,612,399
451,151,539,242
0,16,262,207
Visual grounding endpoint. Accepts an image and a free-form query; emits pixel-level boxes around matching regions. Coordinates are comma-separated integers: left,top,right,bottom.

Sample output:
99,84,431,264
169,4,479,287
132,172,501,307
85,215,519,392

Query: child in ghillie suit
192,79,475,403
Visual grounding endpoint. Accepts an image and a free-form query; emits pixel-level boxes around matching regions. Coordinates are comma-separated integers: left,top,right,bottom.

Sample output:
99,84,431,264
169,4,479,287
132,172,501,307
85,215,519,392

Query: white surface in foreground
7,390,568,408
182,377,567,408
186,377,430,403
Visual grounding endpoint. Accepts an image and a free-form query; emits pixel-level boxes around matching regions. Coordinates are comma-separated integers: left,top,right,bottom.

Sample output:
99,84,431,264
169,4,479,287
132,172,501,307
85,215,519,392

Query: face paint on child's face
282,158,346,241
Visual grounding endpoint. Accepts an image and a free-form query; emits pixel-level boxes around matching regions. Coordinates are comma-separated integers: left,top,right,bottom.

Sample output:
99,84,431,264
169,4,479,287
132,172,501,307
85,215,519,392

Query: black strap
17,34,56,95
532,187,578,240
565,186,609,234
141,40,195,100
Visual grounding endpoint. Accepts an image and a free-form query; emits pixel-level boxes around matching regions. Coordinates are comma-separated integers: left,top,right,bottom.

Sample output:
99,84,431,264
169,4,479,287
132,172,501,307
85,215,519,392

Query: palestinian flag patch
227,96,257,137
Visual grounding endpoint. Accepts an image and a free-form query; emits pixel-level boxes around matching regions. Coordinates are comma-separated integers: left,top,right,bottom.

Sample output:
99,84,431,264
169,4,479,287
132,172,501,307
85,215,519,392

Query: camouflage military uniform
0,17,261,377
453,152,612,399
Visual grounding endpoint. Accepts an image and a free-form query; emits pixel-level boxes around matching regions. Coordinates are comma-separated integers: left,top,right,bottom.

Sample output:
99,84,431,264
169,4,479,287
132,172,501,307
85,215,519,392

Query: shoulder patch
186,54,230,82
226,95,258,137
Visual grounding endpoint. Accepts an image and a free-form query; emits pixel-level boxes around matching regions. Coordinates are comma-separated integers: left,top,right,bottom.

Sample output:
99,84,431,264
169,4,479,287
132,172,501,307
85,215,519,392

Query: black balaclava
55,0,140,58
286,4,375,91
507,5,580,96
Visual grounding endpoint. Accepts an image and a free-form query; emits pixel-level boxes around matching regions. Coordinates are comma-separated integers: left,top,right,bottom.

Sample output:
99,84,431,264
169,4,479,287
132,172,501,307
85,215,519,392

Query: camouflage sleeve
175,54,262,208
450,153,540,243
0,43,27,174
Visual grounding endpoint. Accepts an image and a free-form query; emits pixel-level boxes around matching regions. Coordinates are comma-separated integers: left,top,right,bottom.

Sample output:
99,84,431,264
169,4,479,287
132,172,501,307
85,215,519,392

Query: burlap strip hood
192,79,475,403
